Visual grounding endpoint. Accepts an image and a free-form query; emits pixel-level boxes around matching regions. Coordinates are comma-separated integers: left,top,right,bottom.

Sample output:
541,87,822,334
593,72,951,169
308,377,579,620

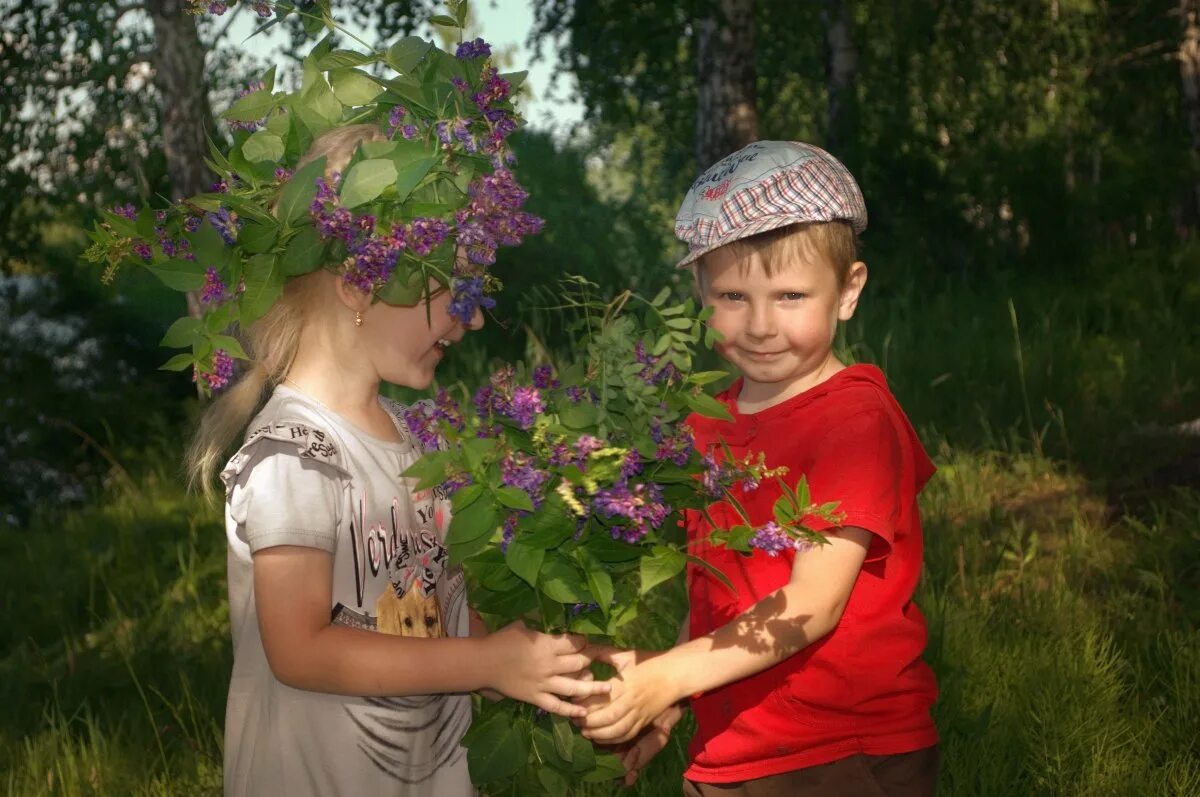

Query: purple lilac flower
532,365,559,389
565,386,593,404
200,267,227,305
435,121,452,145
207,208,241,245
500,452,550,507
387,106,407,138
507,385,544,429
112,203,137,220
700,451,726,497
444,471,472,494
252,2,271,17
403,404,441,451
434,388,464,431
132,242,153,262
593,482,669,543
652,421,694,466
400,124,418,140
408,217,450,256
197,349,235,391
206,1,228,15
449,276,496,324
455,38,492,60
184,215,203,233
621,451,643,480
574,435,604,459
748,522,807,557
634,341,681,386
548,443,573,468
274,167,292,182
500,513,519,553
451,77,469,92
569,602,600,616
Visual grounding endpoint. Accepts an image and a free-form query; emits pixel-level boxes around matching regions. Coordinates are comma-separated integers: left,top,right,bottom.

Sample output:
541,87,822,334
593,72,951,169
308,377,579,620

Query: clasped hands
571,646,688,786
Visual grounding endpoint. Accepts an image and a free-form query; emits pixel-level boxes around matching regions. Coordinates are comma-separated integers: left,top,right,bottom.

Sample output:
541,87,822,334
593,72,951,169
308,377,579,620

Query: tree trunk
694,0,758,170
146,0,216,319
1180,0,1200,232
821,0,858,158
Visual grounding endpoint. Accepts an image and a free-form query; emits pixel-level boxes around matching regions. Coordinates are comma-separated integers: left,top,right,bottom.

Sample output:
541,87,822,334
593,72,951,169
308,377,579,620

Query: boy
579,141,940,796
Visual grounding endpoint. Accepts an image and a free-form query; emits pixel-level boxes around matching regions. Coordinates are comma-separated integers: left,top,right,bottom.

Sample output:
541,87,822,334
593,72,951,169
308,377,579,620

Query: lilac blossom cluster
472,367,545,432
500,451,551,507
634,341,682,386
195,349,235,391
593,481,670,544
186,0,270,16
651,419,694,467
402,390,466,452
748,522,813,557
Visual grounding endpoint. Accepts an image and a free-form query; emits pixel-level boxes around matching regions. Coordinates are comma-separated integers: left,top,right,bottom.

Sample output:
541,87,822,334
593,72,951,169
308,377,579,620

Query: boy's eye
719,291,745,301
782,292,807,301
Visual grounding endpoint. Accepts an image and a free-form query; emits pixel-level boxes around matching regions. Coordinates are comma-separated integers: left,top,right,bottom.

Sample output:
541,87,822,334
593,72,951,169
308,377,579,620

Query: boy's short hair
675,141,866,270
692,220,859,295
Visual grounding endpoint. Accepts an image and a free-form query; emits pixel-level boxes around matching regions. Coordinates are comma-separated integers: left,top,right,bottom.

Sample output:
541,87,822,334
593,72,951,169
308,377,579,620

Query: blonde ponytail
186,123,387,499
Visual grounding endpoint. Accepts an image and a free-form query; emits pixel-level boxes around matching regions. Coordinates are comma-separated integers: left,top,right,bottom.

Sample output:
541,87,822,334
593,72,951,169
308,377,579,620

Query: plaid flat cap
674,140,867,268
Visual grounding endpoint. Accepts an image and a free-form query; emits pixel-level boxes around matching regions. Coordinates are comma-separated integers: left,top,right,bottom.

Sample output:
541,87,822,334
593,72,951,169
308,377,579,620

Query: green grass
2,251,1198,795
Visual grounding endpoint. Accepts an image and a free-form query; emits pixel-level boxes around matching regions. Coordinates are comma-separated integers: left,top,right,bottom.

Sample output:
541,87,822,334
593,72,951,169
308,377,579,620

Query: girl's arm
254,546,608,718
578,527,873,741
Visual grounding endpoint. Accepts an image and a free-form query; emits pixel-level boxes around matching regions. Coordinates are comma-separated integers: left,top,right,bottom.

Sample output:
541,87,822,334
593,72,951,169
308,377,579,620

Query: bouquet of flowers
402,281,842,793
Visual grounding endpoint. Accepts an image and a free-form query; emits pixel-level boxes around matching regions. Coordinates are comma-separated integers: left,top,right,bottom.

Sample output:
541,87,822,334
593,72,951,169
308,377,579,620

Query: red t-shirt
684,364,939,783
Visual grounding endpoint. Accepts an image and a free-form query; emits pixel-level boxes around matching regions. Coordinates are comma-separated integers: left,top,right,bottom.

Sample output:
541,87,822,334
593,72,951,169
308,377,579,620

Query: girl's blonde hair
186,123,386,497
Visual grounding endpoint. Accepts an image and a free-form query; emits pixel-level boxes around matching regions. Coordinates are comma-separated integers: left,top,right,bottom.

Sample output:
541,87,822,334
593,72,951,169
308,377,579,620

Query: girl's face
360,280,483,389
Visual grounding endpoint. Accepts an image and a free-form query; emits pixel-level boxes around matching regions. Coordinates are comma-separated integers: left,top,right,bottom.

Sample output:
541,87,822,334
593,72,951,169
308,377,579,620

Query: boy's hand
618,703,686,786
575,646,682,744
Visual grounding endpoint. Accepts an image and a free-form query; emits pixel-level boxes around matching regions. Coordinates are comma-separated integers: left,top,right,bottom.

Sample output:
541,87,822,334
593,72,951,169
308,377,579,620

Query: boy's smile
701,244,867,412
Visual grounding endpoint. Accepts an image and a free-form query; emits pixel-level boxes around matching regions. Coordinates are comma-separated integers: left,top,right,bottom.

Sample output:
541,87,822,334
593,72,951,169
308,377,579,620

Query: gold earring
355,311,363,327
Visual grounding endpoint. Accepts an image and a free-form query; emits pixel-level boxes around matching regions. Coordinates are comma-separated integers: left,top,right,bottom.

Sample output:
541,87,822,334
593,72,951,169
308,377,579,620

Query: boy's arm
578,527,872,743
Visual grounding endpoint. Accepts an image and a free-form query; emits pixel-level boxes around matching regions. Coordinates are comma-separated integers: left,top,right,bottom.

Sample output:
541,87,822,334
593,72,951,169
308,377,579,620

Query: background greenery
2,0,1197,794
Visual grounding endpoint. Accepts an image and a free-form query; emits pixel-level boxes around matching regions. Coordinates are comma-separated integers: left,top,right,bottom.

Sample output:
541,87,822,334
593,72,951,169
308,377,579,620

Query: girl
188,126,608,796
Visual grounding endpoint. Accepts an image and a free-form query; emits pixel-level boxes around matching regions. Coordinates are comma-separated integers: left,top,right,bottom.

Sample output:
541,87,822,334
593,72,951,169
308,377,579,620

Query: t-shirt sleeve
226,437,344,554
802,408,906,561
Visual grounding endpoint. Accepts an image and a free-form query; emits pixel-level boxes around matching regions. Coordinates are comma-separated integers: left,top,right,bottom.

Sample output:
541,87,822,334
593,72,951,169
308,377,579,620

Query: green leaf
686,553,737,595
280,226,326,276
393,155,437,203
278,156,326,225
451,482,484,511
584,560,613,618
340,158,398,208
569,734,596,773
495,486,534,512
240,254,284,324
518,494,574,549
685,391,734,421
316,49,377,70
466,713,528,784
189,220,233,268
580,752,627,783
538,555,590,603
160,317,202,348
242,131,284,163
376,267,426,305
159,353,195,372
550,715,574,762
535,767,570,797
330,68,384,106
150,259,206,292
238,220,278,254
211,334,248,360
499,70,529,90
401,451,449,491
504,538,544,587
688,370,728,386
386,36,434,75
429,13,460,27
665,316,693,330
651,286,671,305
640,545,686,594
446,495,496,545
222,88,276,122
302,75,343,123
558,399,599,429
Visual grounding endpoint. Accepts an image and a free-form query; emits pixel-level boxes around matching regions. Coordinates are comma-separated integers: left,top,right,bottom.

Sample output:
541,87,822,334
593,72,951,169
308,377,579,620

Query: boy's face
700,244,866,404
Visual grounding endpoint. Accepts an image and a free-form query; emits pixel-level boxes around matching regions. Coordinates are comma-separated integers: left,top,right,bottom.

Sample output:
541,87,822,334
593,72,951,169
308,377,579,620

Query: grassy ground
2,252,1198,795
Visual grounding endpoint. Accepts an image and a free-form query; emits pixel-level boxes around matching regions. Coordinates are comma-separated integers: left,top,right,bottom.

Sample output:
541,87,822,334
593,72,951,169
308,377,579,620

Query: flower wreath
85,0,542,393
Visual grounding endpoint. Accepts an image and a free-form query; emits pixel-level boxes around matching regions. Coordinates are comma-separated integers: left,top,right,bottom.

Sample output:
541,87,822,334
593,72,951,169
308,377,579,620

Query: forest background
1,1,1198,794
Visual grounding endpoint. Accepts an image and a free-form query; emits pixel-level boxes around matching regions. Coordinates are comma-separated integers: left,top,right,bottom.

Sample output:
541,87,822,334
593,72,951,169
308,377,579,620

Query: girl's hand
575,646,680,744
483,622,610,718
619,702,685,787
